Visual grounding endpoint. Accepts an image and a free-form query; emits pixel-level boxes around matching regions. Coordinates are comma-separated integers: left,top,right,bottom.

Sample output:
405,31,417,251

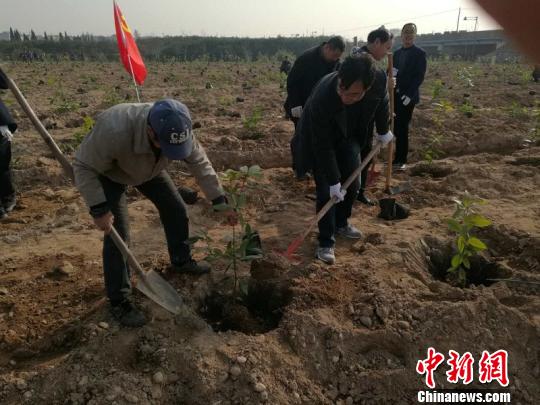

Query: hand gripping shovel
283,142,383,260
1,67,184,315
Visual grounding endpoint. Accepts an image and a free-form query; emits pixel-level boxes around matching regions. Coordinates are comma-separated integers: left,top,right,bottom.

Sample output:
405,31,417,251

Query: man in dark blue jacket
292,55,393,264
350,27,393,205
393,23,427,170
0,73,18,219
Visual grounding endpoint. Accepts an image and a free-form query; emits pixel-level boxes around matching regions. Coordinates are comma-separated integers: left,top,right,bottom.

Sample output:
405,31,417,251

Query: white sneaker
336,224,363,239
316,247,335,264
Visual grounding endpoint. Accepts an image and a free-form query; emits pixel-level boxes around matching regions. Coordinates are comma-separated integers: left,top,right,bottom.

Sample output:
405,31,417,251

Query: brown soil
0,60,539,404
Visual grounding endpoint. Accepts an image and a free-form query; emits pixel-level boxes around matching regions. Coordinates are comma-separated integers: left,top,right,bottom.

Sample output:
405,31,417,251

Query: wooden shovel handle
385,53,395,191
0,67,146,280
1,67,75,180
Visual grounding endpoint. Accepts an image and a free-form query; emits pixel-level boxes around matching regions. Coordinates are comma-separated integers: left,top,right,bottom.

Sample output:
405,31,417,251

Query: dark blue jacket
393,45,427,105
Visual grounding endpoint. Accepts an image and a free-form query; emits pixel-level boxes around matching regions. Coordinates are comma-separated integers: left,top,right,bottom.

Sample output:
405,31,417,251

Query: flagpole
126,52,141,102
114,0,141,102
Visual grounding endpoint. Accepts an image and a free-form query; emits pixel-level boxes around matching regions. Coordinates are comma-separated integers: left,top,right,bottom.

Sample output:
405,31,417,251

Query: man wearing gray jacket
74,99,232,327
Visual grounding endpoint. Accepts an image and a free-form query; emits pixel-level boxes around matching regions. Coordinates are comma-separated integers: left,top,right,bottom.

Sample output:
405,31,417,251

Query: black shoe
0,206,7,220
2,194,16,213
172,259,211,275
110,300,146,327
357,191,377,206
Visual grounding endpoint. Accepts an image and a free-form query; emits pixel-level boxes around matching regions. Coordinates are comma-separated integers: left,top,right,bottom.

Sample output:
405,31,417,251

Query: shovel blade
134,270,184,315
284,236,304,259
388,180,412,195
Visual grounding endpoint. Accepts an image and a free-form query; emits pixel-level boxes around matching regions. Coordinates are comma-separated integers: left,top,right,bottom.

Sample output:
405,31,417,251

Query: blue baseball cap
148,99,194,160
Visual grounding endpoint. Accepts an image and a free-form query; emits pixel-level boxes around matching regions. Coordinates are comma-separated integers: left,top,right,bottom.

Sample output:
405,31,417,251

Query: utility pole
464,16,479,32
456,7,461,31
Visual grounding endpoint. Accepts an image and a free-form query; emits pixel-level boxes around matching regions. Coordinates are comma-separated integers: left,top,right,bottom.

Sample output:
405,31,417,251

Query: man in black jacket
285,36,345,126
350,27,393,205
393,23,427,170
0,73,18,219
292,55,393,264
286,36,345,175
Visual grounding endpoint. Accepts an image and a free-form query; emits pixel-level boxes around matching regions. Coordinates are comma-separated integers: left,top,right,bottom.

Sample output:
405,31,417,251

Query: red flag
113,1,147,85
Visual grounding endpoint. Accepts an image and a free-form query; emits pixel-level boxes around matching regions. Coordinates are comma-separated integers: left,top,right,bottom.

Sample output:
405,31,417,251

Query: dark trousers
290,117,300,172
394,100,415,164
100,171,190,304
0,137,15,199
314,141,361,248
359,139,373,194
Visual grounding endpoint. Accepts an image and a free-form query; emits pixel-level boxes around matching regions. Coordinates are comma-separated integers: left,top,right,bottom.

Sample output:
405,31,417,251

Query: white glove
401,95,411,106
291,106,303,118
329,183,346,202
392,67,398,77
376,131,394,146
391,77,396,89
0,126,13,142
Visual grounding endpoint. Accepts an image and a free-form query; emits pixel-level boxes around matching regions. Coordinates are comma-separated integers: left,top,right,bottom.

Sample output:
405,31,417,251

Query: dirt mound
0,61,539,404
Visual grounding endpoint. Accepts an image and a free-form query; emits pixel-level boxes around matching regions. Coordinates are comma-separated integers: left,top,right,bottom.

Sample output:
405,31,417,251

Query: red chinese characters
417,348,510,388
416,347,445,389
446,350,474,384
478,350,509,387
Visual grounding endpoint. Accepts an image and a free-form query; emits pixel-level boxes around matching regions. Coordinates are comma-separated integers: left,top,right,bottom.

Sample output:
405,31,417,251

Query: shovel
383,54,410,196
387,180,412,195
384,53,395,193
283,142,383,260
366,160,380,188
1,67,184,315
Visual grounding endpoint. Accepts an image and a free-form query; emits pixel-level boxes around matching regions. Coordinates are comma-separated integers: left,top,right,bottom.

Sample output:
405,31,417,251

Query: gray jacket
73,103,223,208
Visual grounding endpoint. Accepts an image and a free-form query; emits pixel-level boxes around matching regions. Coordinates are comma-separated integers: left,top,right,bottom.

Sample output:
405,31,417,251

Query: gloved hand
0,126,13,142
291,106,303,118
392,67,398,77
329,183,346,202
376,131,394,146
401,95,411,106
391,77,397,89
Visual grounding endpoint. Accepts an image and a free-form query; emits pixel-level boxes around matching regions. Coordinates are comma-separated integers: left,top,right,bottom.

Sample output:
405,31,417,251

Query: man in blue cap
74,99,233,327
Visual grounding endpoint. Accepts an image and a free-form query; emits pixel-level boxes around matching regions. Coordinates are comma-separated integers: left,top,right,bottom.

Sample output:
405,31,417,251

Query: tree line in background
1,28,337,62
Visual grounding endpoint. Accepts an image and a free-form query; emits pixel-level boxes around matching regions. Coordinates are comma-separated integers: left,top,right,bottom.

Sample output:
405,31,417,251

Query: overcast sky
1,0,499,39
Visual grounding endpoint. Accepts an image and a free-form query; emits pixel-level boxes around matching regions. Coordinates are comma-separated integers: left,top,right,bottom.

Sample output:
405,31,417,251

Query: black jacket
393,45,427,105
0,71,17,133
0,71,8,90
285,44,339,116
292,73,346,184
0,100,17,133
347,46,390,148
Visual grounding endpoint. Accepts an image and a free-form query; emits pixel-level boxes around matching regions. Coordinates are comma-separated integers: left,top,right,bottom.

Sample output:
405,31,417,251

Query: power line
324,8,460,35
